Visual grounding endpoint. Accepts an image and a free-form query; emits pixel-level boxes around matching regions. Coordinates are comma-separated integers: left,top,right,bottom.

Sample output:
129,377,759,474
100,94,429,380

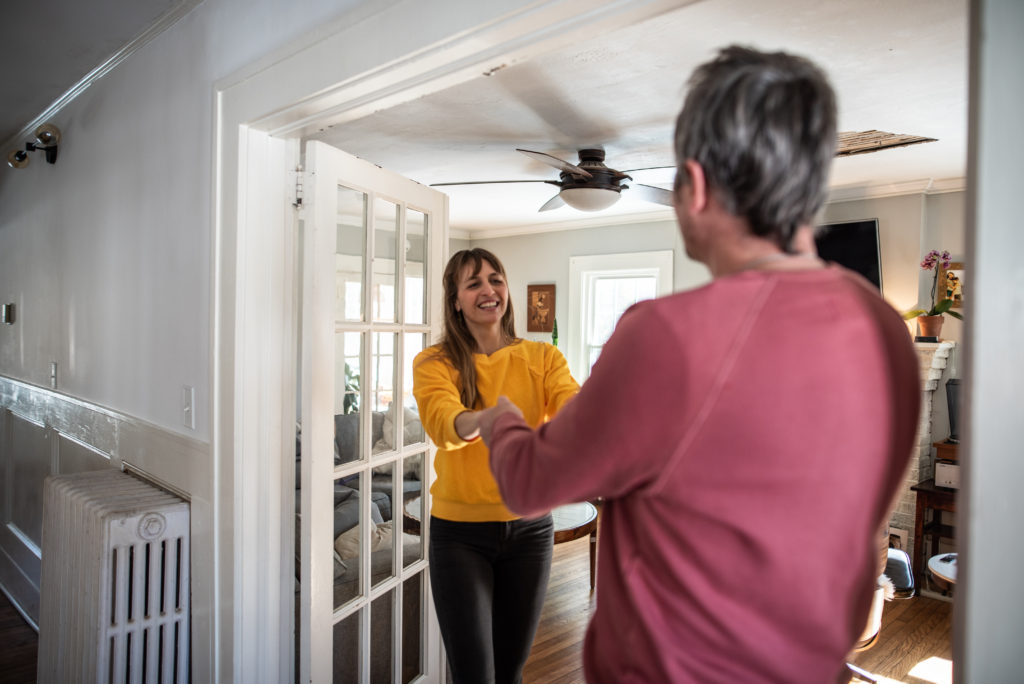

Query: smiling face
455,259,508,334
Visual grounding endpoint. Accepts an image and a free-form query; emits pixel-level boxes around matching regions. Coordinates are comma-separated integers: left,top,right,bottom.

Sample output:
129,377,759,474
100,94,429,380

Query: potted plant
902,249,963,339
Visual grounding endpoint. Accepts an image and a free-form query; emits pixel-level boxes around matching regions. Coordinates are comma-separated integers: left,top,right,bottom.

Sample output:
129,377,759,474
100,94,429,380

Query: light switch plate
182,385,195,430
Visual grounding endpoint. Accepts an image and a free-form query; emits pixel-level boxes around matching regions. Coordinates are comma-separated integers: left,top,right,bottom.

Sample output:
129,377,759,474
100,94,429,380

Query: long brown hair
434,248,517,409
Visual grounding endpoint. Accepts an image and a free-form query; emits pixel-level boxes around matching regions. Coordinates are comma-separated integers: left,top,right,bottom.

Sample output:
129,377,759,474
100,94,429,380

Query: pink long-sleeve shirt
489,266,920,683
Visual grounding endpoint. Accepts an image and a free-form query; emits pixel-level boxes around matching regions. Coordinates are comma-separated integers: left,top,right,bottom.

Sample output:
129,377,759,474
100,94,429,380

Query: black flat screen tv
814,219,882,290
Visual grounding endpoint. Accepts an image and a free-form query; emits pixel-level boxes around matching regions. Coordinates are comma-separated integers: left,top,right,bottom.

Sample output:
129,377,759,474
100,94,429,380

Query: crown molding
828,177,967,203
0,0,202,153
459,206,676,240
453,177,969,240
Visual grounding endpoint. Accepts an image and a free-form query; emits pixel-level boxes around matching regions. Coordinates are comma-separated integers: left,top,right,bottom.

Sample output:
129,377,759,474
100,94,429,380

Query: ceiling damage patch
837,130,938,157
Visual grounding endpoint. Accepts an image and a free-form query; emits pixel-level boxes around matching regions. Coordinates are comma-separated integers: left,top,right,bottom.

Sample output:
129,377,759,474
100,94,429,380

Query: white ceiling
1,0,967,236
307,0,968,235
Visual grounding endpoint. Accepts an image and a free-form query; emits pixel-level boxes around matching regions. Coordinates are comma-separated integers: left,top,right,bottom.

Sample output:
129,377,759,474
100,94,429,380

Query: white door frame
212,1,691,681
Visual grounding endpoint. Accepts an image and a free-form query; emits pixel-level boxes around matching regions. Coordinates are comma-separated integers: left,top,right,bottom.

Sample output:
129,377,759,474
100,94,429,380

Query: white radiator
38,469,190,684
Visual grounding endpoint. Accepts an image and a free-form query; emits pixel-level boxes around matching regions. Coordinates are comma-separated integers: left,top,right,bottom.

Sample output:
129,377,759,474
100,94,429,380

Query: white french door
299,141,446,682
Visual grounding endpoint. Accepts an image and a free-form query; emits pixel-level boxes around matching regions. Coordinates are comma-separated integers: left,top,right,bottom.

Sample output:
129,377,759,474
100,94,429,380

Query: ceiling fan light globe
560,187,620,211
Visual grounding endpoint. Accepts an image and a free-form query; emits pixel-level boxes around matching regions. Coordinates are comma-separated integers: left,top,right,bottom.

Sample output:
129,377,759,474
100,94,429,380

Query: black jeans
429,514,554,684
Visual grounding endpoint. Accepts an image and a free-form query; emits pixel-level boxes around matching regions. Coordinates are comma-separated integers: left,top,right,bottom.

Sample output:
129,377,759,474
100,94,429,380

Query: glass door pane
402,574,424,682
402,452,425,568
332,472,365,611
335,332,363,466
371,463,397,589
370,592,395,683
336,187,366,322
372,198,398,322
405,210,427,325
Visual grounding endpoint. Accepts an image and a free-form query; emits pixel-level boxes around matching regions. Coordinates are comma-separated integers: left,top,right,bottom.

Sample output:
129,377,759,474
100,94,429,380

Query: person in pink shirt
478,46,920,683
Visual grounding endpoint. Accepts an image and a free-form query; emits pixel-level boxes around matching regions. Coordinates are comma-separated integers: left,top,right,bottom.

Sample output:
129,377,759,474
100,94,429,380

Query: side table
910,478,956,583
552,501,600,591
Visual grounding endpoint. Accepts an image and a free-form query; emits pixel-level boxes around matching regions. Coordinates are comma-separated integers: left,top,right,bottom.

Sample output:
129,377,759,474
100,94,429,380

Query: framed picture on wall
527,284,555,333
938,261,965,309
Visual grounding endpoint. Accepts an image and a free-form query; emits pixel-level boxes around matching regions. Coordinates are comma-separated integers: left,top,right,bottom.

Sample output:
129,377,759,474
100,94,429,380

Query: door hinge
293,166,305,207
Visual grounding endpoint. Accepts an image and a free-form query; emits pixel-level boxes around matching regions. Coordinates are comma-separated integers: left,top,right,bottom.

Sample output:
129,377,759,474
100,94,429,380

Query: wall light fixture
7,123,62,169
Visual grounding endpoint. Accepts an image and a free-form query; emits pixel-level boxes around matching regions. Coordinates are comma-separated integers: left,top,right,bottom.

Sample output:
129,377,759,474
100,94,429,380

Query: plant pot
917,314,944,339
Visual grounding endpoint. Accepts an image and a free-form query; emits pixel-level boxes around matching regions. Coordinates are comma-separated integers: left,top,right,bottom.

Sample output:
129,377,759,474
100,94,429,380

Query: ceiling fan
431,148,675,212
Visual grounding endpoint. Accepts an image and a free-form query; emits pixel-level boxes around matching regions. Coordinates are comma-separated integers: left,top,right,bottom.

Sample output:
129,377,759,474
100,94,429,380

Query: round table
927,552,957,590
553,501,600,591
404,498,600,590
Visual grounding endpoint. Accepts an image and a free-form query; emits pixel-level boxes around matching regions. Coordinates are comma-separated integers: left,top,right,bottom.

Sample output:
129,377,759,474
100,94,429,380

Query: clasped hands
455,396,523,446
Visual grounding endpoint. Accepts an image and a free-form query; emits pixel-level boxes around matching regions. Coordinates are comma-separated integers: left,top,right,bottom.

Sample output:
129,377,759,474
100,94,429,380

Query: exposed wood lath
837,130,938,157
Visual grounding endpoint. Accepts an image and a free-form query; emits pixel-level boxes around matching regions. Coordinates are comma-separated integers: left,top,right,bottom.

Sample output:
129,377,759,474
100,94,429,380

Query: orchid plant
902,249,964,320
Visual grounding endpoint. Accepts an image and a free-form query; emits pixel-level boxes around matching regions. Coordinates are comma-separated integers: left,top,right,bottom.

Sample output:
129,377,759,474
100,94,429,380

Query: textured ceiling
308,0,968,234
0,0,968,235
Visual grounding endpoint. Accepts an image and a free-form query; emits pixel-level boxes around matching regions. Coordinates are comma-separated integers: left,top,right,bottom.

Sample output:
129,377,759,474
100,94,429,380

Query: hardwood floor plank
0,591,37,684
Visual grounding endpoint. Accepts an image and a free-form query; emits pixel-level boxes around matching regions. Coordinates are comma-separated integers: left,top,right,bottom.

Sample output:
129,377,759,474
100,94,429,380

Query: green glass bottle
552,318,558,347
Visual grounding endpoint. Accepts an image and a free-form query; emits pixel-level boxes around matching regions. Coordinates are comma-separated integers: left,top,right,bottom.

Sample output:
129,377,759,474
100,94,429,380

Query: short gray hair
674,46,837,250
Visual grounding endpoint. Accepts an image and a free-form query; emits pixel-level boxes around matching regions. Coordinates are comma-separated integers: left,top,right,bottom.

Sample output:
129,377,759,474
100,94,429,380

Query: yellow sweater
412,339,578,522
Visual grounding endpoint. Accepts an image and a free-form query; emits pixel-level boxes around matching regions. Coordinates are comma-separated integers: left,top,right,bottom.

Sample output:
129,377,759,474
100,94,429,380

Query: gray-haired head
673,46,837,251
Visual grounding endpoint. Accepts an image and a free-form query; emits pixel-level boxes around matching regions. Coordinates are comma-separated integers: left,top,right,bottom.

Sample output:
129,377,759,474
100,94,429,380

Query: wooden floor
525,537,954,684
0,540,952,684
0,591,37,684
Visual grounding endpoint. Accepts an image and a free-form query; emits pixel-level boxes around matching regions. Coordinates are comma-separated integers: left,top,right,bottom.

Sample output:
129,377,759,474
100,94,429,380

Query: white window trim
568,250,674,382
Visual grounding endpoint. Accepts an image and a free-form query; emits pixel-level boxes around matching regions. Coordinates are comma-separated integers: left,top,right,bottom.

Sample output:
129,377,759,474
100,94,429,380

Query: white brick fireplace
888,341,957,552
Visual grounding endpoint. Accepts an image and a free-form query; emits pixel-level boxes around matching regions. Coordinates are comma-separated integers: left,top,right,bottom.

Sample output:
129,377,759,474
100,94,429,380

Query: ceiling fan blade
538,193,566,212
430,179,561,187
516,149,593,179
621,165,677,174
628,183,675,207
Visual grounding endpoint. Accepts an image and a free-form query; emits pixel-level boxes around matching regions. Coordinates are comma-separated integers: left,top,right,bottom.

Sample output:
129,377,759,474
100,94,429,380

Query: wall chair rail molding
0,374,209,628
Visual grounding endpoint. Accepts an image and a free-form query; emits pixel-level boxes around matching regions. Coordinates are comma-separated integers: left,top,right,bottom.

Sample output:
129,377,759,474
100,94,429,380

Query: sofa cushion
334,411,386,465
334,520,395,560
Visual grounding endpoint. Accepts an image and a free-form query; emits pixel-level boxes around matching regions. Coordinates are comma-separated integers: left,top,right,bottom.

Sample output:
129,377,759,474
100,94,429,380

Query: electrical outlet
182,385,195,430
50,361,58,389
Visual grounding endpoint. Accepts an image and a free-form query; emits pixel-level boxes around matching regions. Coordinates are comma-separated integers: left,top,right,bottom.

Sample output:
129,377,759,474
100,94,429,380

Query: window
568,251,673,381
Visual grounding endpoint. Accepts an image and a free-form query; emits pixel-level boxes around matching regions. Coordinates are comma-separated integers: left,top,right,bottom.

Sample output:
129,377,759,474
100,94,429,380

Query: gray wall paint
822,191,967,349
821,193,925,316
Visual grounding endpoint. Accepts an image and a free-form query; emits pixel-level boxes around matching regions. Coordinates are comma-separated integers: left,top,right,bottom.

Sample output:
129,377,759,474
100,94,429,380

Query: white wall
0,0,373,442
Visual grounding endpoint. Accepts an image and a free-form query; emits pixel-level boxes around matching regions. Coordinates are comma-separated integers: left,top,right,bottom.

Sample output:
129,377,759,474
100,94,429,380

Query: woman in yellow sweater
413,248,578,684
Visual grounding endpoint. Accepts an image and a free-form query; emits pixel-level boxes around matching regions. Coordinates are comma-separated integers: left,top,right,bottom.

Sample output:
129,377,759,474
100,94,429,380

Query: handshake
457,396,523,445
